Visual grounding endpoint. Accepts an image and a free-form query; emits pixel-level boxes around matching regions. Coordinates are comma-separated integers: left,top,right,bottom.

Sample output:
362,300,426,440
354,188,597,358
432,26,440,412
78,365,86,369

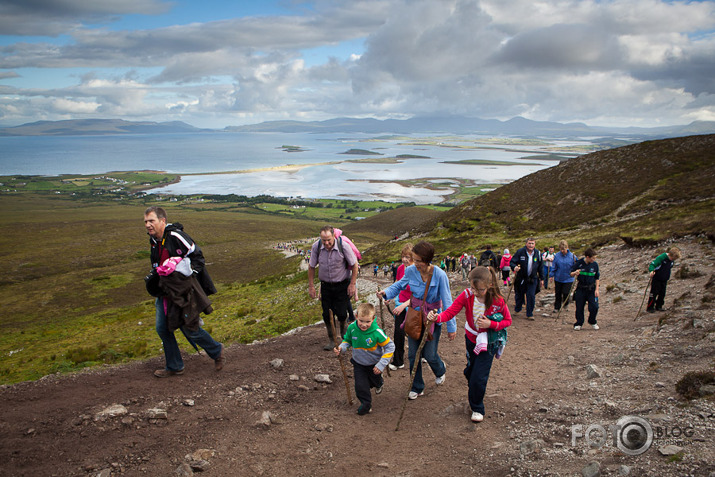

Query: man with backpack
143,206,224,377
478,245,498,270
308,225,359,350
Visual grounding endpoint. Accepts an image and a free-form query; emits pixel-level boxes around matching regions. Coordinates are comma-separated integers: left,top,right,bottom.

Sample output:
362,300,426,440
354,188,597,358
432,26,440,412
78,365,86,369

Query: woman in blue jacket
551,240,575,313
377,241,456,400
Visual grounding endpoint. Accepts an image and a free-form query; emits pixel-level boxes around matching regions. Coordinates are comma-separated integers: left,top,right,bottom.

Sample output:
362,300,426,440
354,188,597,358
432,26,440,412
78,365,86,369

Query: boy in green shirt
335,303,395,415
647,247,681,312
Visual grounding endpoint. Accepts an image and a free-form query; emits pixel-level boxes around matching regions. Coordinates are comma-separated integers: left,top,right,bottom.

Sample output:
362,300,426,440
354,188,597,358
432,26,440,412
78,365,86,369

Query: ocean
0,132,588,204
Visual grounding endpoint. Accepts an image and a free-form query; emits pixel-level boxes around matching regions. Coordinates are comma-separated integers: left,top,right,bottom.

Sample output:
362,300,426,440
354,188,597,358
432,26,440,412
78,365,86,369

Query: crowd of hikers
320,232,680,421
146,214,680,424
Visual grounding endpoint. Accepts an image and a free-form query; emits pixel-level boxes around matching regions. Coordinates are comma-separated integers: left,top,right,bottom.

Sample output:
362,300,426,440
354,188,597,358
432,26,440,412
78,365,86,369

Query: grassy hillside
363,134,715,260
0,195,396,383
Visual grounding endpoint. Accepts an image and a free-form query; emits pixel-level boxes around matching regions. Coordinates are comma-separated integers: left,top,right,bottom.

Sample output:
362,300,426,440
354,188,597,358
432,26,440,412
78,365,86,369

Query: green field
0,185,409,383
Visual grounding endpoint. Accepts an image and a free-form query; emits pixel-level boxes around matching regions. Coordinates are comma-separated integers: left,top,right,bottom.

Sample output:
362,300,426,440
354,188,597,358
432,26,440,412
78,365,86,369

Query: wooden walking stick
634,276,653,321
505,278,515,304
555,280,577,325
395,318,431,432
377,286,391,377
328,310,353,405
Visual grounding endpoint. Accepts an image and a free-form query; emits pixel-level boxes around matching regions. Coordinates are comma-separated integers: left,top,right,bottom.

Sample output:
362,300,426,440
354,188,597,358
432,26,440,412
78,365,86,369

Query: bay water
0,132,589,204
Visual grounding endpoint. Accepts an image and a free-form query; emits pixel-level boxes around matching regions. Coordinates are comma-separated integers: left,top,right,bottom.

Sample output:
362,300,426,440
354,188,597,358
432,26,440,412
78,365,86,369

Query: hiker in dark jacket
647,247,681,312
509,237,544,320
479,245,498,270
570,248,600,331
144,206,224,378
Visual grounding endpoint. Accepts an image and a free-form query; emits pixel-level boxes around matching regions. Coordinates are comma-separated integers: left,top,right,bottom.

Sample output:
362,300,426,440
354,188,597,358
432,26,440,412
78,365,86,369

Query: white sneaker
388,363,404,371
573,325,581,331
435,374,446,385
591,324,600,330
408,391,424,400
421,357,428,363
471,411,484,422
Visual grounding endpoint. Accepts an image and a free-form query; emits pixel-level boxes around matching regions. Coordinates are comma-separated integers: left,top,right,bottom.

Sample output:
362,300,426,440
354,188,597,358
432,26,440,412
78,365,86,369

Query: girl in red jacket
428,266,511,423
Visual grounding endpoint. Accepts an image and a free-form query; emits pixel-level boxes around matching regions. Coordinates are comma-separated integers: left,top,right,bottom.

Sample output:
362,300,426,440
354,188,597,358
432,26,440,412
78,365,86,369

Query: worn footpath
1,238,714,476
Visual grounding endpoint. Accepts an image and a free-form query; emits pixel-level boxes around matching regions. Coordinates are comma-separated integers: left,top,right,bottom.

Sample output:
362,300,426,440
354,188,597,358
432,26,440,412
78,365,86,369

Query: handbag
404,268,434,341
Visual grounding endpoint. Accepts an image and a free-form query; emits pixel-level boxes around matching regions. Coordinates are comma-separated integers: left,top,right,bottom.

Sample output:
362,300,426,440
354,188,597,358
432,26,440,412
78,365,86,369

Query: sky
0,0,714,129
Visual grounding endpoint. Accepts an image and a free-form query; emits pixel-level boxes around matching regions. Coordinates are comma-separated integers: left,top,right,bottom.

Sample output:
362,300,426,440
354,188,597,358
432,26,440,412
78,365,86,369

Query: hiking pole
377,286,391,377
634,276,653,321
395,318,431,432
555,280,577,325
328,310,353,405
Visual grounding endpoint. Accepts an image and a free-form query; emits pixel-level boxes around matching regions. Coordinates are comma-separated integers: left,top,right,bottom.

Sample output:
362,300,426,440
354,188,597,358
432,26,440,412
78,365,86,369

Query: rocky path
1,239,713,476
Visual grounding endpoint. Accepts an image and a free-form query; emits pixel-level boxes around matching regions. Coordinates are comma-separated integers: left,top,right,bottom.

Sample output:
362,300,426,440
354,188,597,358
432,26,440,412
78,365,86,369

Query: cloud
0,0,170,36
0,0,713,127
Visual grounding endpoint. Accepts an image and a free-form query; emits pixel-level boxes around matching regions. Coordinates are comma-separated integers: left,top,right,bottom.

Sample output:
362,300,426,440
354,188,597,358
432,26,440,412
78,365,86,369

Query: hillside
1,133,714,476
358,134,715,262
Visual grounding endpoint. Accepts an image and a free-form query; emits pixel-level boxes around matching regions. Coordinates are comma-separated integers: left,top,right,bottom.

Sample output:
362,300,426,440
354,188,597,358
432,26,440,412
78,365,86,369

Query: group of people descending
275,240,313,263
372,261,400,281
143,215,682,424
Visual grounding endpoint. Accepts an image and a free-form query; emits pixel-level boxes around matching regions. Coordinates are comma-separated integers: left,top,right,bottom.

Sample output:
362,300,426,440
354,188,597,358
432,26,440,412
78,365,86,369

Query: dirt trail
1,239,713,476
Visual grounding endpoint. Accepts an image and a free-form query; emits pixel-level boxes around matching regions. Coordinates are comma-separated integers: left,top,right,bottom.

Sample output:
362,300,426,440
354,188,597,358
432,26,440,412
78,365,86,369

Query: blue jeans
514,278,538,317
155,298,222,371
407,324,445,393
464,335,495,415
542,265,551,288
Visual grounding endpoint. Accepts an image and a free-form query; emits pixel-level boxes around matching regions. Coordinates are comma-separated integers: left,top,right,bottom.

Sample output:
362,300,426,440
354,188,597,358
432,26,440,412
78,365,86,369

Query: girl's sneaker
471,412,484,422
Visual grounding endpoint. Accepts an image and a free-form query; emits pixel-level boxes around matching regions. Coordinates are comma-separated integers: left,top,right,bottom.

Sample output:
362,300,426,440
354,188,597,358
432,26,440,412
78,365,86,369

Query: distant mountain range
0,119,207,136
1,116,713,139
224,116,715,139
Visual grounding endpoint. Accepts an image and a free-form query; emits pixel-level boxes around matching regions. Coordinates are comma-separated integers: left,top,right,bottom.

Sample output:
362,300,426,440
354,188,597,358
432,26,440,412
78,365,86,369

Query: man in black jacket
144,206,224,377
478,245,498,270
509,237,544,320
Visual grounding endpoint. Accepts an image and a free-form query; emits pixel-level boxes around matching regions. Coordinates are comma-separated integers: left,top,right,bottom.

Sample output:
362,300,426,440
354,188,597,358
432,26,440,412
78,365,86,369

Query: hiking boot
154,368,184,378
573,325,581,331
471,411,484,423
646,308,655,313
357,404,372,415
215,346,225,371
435,374,446,385
525,315,535,321
324,328,335,350
591,324,600,330
408,391,424,400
